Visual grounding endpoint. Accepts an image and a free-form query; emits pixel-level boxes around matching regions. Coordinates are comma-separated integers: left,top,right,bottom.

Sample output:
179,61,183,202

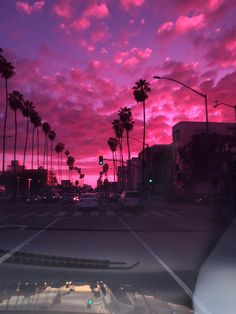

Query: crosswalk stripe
140,212,149,216
149,210,165,216
73,211,82,216
105,210,115,216
38,211,51,217
0,212,18,219
55,211,66,217
20,212,35,218
90,211,99,216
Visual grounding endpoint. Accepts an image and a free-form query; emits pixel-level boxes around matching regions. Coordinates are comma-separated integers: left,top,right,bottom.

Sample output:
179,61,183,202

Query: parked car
62,192,79,204
78,193,100,210
108,192,120,202
119,191,144,209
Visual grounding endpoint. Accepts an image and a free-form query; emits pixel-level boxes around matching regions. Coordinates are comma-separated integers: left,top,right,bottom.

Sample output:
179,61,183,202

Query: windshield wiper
0,249,139,270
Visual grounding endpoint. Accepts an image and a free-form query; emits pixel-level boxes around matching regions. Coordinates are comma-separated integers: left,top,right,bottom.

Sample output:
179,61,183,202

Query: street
0,200,231,309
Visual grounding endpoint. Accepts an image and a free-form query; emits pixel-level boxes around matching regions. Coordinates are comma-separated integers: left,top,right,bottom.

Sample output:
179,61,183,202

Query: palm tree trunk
46,139,49,170
126,130,132,189
2,78,8,176
31,126,35,170
23,118,29,170
13,109,17,175
112,151,115,182
57,153,60,185
37,127,39,169
50,141,53,186
60,152,63,184
142,100,146,190
43,134,46,168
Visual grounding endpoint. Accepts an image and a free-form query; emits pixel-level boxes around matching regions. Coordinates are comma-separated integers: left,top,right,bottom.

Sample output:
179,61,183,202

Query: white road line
105,210,116,216
38,211,51,217
118,217,211,314
0,218,60,265
20,212,35,218
0,213,18,219
149,210,166,216
90,211,99,216
140,212,149,216
55,211,66,217
73,211,82,216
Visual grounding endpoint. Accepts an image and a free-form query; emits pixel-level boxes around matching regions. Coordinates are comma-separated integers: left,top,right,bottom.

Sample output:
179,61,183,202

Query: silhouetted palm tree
133,79,151,154
8,91,24,175
0,52,15,175
118,107,134,160
112,119,124,190
133,79,151,189
21,100,34,170
107,137,118,181
118,107,134,189
66,155,75,181
30,111,42,170
55,142,65,184
42,122,50,169
48,130,56,185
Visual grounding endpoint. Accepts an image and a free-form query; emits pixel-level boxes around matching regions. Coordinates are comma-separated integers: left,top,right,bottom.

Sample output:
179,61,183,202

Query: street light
28,178,32,198
153,75,209,135
214,100,236,122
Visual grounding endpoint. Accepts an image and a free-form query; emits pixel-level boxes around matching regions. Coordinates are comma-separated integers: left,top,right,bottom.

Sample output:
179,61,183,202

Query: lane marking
0,218,60,265
90,211,99,216
73,211,82,217
38,211,52,218
20,212,36,218
55,211,66,217
118,217,211,314
105,210,116,216
0,213,18,219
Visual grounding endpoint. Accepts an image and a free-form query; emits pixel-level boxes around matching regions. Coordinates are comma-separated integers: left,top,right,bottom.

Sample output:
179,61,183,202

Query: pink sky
0,0,236,187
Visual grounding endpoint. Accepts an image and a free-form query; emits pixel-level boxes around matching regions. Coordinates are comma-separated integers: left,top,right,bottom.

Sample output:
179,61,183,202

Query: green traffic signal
99,156,103,165
148,178,153,183
87,299,93,305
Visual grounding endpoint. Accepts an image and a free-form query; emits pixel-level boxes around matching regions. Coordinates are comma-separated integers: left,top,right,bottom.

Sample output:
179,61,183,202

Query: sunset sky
0,0,236,187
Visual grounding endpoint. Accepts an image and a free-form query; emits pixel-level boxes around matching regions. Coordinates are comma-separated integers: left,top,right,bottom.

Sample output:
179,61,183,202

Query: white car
119,191,144,209
78,193,100,209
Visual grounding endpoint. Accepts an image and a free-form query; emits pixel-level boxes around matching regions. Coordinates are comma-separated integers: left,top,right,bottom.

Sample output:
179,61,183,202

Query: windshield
0,1,236,313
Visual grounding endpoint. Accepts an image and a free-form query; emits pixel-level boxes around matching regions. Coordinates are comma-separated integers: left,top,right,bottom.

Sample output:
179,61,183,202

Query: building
172,121,236,200
137,144,173,196
1,160,57,194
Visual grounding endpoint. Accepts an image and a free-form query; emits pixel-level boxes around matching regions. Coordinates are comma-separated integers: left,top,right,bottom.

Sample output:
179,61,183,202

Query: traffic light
148,176,153,190
99,156,103,165
87,299,93,309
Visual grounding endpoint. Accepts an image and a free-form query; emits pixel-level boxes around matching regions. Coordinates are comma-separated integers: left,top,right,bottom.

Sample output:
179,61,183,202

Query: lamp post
153,75,209,136
28,178,32,198
153,75,212,202
213,100,236,122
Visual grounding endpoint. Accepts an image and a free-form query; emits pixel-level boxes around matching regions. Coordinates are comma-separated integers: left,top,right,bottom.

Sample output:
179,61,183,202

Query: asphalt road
0,200,230,308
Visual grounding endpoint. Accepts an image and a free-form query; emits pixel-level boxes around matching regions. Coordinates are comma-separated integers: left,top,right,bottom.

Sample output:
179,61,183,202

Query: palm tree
112,119,124,190
133,79,151,189
21,100,35,170
118,107,134,160
42,122,50,169
48,130,56,185
107,137,118,182
0,52,15,175
66,155,75,181
118,107,134,189
8,91,24,175
30,111,42,170
55,142,65,184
